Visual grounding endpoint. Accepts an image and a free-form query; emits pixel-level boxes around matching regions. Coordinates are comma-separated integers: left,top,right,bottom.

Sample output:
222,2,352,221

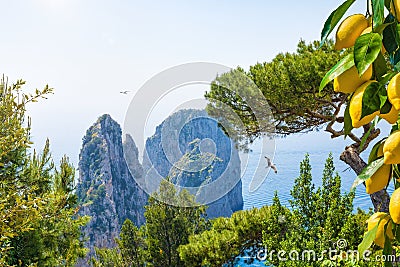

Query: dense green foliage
273,154,364,267
205,40,343,146
203,31,397,262
92,179,208,267
0,78,89,266
143,180,208,266
92,219,145,267
319,0,400,263
179,154,372,266
179,205,274,266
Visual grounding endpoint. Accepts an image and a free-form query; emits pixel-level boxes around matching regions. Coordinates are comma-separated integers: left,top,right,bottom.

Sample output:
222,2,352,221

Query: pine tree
179,154,371,266
289,154,318,229
0,77,89,265
117,219,146,267
144,180,207,267
92,179,207,267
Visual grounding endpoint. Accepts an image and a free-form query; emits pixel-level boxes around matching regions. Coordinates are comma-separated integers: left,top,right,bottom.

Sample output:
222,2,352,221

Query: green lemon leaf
374,52,388,81
395,55,400,70
358,223,378,255
368,139,385,163
344,102,354,136
352,158,385,191
383,14,399,54
374,22,395,34
320,0,357,47
377,79,390,111
361,81,381,119
372,0,385,28
385,0,391,9
381,99,392,114
320,54,354,92
383,223,393,267
360,117,380,151
354,33,382,76
360,82,386,119
379,71,397,85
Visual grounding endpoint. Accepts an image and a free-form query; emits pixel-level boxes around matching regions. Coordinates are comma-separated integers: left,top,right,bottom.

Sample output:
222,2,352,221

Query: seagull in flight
265,156,278,173
120,90,130,94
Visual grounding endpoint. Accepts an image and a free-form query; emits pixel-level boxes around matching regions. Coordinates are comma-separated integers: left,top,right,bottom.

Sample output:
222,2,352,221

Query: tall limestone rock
76,114,147,258
143,109,243,217
76,110,244,263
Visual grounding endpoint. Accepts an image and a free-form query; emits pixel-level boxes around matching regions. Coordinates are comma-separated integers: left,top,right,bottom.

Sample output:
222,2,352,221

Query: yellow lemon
335,14,369,50
366,142,391,194
361,26,372,35
367,212,393,248
349,81,380,128
391,0,400,22
390,188,400,224
365,164,391,194
361,26,386,54
334,65,373,94
383,130,400,164
387,73,400,110
379,106,399,124
365,142,392,194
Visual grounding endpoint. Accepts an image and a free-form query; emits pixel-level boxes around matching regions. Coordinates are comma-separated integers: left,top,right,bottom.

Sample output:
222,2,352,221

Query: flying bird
120,90,130,94
265,156,278,173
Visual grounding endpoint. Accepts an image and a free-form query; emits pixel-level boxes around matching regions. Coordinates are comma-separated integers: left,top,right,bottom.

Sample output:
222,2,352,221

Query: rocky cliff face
76,110,243,262
76,114,147,259
143,109,243,217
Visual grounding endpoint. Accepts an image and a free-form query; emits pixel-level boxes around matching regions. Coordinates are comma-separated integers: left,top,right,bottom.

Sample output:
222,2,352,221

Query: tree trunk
340,145,390,212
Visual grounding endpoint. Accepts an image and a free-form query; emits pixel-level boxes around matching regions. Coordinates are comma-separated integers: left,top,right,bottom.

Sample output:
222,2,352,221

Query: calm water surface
235,141,393,266
241,148,377,211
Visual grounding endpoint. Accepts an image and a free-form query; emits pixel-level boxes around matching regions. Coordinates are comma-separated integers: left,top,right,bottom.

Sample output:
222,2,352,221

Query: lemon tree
320,0,400,263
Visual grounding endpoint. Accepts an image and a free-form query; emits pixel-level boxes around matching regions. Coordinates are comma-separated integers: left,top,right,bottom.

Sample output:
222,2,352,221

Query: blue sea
234,136,393,266
241,148,374,212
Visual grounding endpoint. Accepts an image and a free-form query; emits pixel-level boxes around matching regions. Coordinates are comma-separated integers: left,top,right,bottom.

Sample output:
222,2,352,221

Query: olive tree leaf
354,33,383,76
320,54,354,92
320,0,357,47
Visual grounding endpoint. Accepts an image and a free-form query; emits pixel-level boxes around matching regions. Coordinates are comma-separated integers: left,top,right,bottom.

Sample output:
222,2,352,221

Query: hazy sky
1,0,369,166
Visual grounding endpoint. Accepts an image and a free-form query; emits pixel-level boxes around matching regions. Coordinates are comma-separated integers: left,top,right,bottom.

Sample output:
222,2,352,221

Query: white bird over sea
265,156,278,173
120,90,130,94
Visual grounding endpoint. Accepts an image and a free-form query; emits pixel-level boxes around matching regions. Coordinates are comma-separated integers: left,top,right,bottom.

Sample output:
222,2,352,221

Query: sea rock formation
142,109,243,217
76,114,147,260
76,110,244,262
